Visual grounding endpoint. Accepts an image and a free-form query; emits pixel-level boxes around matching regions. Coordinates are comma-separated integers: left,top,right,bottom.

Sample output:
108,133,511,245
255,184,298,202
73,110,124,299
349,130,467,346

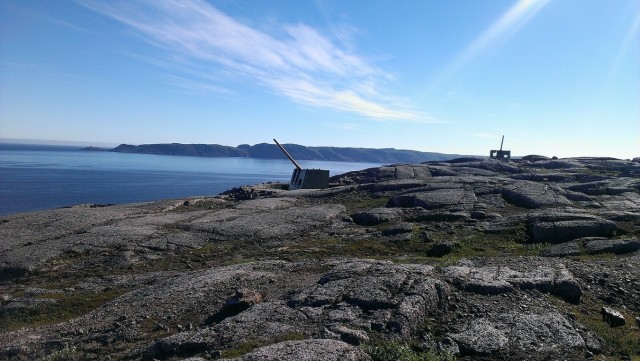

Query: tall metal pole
273,139,302,170
499,135,504,151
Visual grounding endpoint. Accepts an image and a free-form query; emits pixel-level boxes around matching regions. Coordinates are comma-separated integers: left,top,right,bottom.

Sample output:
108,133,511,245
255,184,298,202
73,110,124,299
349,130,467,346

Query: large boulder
442,264,582,303
529,219,617,243
585,238,640,255
451,313,586,359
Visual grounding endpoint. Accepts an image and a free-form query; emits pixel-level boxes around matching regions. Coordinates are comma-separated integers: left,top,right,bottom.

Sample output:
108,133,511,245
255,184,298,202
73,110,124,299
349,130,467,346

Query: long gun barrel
499,135,504,151
273,139,302,170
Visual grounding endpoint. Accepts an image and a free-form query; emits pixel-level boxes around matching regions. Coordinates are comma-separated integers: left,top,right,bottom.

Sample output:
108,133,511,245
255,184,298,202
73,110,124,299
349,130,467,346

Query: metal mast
273,139,302,170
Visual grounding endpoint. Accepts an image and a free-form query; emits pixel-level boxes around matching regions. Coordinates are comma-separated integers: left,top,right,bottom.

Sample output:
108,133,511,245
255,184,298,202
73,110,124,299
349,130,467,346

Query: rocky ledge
0,156,639,360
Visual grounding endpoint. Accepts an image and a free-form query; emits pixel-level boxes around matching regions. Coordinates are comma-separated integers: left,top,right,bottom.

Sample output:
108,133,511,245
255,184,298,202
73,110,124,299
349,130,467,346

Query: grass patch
576,308,640,358
0,289,124,332
363,338,456,361
552,294,640,359
271,225,548,266
332,192,389,213
428,227,546,266
36,346,80,361
274,235,434,263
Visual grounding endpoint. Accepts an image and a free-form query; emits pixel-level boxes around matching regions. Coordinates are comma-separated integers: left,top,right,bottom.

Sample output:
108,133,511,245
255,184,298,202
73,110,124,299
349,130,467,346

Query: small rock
601,306,625,327
351,208,402,226
470,210,487,220
204,288,265,325
330,325,370,346
419,230,432,243
437,337,460,356
427,241,459,257
381,222,413,236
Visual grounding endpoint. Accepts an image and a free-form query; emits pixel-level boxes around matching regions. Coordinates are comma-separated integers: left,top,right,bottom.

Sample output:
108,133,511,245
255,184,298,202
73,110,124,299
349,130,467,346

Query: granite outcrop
0,156,639,360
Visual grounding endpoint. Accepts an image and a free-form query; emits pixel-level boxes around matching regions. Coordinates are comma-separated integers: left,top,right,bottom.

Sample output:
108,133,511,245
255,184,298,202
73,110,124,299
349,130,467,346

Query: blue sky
1,0,638,158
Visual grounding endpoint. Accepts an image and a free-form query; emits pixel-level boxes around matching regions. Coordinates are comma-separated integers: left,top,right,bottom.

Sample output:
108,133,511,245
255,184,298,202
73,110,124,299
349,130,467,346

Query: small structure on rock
274,139,329,190
490,135,511,160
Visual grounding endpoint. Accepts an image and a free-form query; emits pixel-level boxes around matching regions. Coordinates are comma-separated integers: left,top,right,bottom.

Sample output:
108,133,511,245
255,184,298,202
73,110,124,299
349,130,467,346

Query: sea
0,143,380,216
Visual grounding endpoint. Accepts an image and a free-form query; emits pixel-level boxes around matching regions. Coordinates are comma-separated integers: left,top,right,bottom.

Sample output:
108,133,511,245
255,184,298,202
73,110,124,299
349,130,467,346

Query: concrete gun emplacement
273,139,329,190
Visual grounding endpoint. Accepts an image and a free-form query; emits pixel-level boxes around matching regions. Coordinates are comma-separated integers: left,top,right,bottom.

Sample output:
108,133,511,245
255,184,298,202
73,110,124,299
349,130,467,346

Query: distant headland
89,143,465,163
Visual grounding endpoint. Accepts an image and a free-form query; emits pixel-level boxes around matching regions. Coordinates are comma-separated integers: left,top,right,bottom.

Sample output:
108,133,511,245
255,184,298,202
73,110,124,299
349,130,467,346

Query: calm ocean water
0,144,379,216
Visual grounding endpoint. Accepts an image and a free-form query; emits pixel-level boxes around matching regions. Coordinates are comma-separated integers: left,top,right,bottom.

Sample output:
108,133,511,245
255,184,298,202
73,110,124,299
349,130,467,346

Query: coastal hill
110,143,464,163
1,157,639,360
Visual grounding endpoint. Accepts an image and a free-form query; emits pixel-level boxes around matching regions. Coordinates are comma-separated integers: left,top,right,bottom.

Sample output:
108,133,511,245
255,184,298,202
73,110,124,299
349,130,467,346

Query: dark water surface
0,144,379,216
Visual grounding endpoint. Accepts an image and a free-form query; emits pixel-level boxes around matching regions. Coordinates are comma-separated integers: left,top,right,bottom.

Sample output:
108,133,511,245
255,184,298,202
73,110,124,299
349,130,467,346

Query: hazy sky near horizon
1,0,638,158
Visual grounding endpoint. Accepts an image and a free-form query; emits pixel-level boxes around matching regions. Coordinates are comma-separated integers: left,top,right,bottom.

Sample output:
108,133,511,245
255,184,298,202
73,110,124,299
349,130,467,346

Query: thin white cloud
434,0,550,87
165,75,233,96
606,8,640,88
78,0,420,121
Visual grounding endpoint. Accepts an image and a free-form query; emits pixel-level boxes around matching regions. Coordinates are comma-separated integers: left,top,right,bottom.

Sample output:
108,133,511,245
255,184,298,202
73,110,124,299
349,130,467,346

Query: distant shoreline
0,140,470,164
101,142,466,164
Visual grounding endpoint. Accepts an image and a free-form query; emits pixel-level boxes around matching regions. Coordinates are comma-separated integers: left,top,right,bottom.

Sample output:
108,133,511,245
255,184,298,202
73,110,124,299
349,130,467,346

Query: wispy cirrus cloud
78,0,425,122
433,0,550,88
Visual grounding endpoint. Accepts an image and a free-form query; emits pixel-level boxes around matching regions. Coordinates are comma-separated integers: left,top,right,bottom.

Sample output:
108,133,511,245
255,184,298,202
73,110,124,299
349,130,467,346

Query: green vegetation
333,192,389,213
36,346,80,361
0,289,124,332
432,227,547,266
552,295,640,360
363,338,456,361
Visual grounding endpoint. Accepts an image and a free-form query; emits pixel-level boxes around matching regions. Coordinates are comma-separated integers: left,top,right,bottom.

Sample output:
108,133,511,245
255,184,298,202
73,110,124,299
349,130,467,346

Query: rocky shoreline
0,156,639,360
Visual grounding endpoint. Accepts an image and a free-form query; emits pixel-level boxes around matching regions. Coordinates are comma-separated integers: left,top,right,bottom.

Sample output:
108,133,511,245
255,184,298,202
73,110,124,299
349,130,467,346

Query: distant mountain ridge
110,143,465,163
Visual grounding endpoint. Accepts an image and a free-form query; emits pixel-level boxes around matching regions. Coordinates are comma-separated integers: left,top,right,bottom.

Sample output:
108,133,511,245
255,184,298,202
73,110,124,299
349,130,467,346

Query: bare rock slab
351,208,402,226
288,260,447,336
451,313,585,359
585,238,640,255
541,242,581,257
442,264,582,303
502,181,572,209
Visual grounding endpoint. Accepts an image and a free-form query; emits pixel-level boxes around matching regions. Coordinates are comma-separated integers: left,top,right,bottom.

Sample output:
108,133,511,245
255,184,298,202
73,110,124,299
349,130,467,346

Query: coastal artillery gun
490,135,511,160
273,139,329,190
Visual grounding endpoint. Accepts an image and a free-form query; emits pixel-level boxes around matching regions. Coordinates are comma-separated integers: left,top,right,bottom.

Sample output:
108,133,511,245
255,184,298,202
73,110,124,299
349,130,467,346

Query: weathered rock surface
1,156,639,360
585,238,640,255
351,207,402,226
451,313,586,359
442,262,582,303
542,241,581,257
601,306,626,327
219,339,372,361
503,181,572,208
